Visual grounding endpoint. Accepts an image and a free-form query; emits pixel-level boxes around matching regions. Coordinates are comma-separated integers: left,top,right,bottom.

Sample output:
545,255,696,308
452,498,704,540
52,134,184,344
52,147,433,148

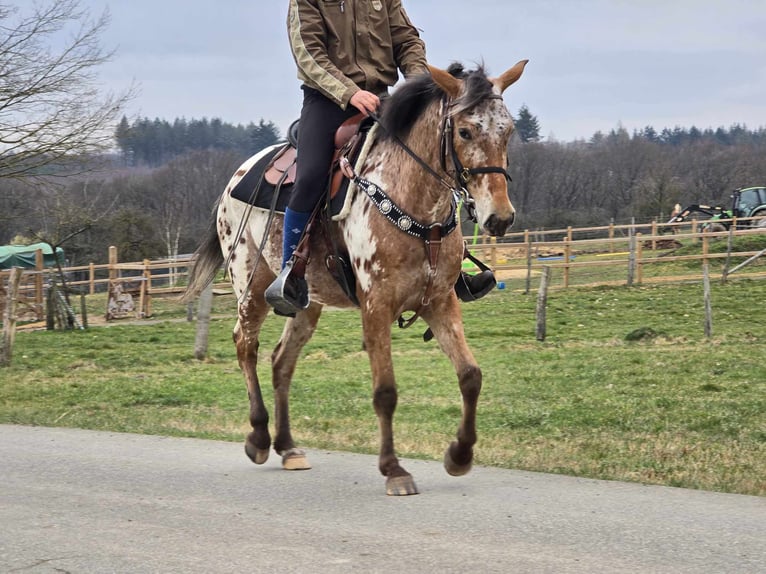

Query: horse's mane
378,63,495,141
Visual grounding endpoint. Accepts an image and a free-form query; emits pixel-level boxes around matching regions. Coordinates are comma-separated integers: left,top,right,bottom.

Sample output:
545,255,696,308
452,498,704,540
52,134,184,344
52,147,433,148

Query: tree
249,119,281,153
0,0,134,180
514,104,541,143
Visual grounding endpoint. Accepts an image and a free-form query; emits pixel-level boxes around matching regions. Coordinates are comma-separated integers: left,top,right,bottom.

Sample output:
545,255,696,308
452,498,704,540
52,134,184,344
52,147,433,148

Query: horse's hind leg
270,302,323,470
423,296,482,477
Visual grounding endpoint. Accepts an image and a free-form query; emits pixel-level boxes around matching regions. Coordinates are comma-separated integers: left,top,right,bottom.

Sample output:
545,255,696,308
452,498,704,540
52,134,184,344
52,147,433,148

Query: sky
69,0,766,142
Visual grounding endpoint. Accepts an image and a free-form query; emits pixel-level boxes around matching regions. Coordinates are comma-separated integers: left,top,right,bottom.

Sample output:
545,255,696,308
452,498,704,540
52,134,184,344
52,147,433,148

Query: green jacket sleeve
387,0,428,78
287,0,359,108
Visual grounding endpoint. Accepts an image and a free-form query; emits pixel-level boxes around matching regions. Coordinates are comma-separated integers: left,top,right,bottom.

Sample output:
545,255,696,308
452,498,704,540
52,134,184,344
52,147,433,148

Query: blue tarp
0,243,65,270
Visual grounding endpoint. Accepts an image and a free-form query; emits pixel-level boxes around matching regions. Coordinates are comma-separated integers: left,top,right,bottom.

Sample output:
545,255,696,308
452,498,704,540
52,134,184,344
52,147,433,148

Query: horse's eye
458,128,472,140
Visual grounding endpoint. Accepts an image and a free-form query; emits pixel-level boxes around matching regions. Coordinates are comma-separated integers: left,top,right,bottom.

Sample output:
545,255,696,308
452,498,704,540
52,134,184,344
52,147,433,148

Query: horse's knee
373,383,398,415
458,364,482,401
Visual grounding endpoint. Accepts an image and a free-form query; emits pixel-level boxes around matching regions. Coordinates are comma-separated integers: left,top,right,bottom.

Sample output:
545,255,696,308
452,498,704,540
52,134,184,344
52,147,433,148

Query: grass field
2,278,764,496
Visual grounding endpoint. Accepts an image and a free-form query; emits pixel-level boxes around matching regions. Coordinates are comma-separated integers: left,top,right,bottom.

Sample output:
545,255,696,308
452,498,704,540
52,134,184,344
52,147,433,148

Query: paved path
1,425,763,573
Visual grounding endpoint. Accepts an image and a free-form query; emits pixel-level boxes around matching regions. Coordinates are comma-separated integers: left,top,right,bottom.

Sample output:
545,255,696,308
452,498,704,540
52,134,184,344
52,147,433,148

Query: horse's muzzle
484,213,515,237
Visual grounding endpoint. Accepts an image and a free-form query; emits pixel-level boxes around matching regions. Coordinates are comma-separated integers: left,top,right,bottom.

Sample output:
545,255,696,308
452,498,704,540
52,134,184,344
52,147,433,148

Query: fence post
142,259,152,318
108,246,118,282
608,220,615,253
35,248,44,320
524,229,532,295
702,232,709,266
563,226,572,288
194,281,214,360
650,221,657,250
703,263,712,339
535,266,550,342
636,232,643,284
627,220,636,286
89,262,96,295
1,268,24,367
721,220,736,283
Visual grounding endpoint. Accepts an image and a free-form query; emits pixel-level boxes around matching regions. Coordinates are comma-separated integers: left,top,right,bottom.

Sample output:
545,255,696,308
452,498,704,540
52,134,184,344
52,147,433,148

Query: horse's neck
368,111,451,222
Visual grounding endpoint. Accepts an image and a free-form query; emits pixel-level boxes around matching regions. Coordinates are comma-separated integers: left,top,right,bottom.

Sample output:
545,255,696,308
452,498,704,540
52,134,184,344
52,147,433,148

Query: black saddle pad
230,145,292,213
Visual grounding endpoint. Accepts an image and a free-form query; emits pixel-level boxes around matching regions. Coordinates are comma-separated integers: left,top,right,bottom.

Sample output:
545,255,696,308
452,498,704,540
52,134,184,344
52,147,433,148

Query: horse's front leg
423,295,482,477
361,309,418,496
234,293,272,466
269,302,323,470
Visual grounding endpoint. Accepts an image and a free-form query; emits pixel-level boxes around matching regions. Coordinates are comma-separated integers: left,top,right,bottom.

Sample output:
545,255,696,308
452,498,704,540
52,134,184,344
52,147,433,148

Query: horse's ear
428,64,462,99
492,59,529,93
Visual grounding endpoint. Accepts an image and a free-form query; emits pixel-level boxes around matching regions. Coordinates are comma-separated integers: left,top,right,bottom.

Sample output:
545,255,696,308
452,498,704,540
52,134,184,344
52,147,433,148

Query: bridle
438,96,513,221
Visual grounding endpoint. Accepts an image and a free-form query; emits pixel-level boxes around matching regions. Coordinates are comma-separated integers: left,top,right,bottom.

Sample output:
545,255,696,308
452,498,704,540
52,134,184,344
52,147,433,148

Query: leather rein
345,96,512,328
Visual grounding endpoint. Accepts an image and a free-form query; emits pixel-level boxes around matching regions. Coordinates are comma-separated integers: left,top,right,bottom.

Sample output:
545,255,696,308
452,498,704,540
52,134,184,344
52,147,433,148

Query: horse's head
429,60,528,237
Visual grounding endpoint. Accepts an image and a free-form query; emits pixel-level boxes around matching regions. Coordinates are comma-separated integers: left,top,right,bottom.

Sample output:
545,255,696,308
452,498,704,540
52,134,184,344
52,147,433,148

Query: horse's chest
342,197,461,297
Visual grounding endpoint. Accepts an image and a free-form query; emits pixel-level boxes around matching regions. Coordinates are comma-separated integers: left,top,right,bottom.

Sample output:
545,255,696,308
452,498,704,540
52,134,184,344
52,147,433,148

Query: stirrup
454,270,497,302
264,260,310,316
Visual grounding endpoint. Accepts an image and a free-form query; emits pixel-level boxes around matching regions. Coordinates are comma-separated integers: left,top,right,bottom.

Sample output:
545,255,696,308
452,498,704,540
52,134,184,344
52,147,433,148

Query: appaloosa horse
184,60,528,495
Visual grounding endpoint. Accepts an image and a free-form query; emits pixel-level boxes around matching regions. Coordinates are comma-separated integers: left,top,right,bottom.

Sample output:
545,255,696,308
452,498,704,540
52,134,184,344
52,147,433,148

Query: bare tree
0,0,134,180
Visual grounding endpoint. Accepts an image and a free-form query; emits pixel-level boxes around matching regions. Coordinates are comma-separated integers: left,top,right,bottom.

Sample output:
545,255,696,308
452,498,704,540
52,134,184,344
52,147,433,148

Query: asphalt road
1,424,763,573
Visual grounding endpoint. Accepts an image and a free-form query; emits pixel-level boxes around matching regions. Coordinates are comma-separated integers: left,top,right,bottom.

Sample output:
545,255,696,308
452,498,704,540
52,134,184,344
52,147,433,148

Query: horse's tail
180,218,224,304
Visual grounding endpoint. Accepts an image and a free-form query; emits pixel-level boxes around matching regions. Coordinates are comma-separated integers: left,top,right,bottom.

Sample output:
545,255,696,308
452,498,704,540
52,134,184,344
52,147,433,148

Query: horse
184,60,528,495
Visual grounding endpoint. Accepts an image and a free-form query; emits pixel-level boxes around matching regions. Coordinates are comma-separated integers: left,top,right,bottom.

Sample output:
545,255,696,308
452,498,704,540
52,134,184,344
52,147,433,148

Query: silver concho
366,182,376,196
380,199,392,214
397,216,412,231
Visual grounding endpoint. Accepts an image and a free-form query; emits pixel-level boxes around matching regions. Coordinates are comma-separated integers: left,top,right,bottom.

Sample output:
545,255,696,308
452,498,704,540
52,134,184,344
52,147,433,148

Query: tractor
668,186,766,232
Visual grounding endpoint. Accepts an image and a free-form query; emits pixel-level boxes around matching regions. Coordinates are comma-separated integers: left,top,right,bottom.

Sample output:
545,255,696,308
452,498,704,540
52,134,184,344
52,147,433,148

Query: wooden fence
2,218,764,323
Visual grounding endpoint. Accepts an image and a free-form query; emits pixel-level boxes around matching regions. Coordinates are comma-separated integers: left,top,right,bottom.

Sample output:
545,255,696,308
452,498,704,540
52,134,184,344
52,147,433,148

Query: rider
266,0,496,316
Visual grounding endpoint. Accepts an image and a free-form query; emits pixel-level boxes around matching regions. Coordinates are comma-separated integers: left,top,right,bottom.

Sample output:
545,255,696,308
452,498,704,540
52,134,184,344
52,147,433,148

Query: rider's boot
264,208,312,317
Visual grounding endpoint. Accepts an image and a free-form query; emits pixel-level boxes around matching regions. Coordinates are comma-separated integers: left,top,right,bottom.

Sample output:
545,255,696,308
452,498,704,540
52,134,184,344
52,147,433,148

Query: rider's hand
349,90,380,116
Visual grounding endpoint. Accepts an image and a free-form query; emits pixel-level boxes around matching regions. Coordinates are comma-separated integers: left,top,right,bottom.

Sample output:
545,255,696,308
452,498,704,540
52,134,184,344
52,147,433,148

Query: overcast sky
75,0,766,142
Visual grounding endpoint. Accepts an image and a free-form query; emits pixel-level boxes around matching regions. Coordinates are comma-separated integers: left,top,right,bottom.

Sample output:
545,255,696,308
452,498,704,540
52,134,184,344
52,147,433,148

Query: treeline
594,123,766,147
511,124,766,228
114,116,282,167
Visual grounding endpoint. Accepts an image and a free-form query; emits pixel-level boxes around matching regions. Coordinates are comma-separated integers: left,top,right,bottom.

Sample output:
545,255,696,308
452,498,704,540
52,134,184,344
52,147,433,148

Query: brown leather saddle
263,113,372,200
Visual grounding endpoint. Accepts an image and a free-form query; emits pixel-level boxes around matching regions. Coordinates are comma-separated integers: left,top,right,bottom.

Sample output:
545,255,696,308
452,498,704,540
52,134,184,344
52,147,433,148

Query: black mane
378,63,495,141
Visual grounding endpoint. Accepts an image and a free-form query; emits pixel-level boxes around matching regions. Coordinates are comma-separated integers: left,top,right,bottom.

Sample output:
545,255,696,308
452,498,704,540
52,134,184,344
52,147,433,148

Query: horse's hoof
281,448,312,470
386,475,419,496
245,442,270,465
444,445,473,477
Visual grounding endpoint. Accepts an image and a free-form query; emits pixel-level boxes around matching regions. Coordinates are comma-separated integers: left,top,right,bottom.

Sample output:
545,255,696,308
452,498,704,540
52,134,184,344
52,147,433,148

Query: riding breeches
288,86,361,213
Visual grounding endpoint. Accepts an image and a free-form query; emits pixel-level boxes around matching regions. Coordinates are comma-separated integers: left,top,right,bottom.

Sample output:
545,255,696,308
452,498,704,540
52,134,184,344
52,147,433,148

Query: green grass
2,279,765,495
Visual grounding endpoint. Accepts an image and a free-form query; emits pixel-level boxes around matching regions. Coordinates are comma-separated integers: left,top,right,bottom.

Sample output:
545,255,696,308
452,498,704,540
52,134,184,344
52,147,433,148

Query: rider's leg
265,87,358,315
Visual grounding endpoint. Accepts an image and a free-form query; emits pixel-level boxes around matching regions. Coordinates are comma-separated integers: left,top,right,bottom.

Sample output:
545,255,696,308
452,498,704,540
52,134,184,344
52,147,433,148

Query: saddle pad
230,145,291,213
